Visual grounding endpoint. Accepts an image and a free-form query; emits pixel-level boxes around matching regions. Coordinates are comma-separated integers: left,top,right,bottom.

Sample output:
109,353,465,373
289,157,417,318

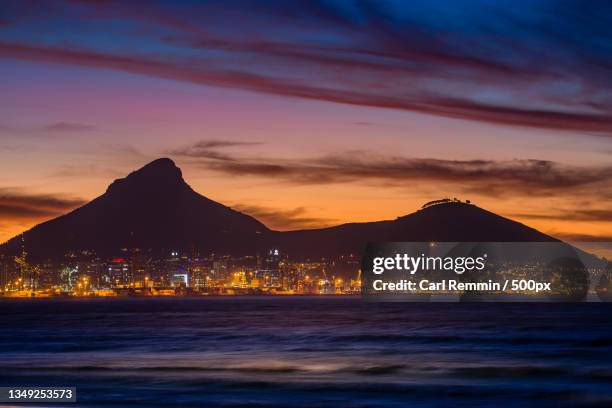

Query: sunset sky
0,0,611,248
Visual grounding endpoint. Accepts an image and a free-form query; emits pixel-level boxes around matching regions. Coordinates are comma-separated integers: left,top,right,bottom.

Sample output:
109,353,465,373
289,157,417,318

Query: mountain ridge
1,158,559,260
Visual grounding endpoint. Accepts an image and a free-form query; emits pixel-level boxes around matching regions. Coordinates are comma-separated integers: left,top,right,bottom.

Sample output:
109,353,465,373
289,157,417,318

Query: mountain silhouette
1,158,269,259
273,201,557,258
1,158,558,260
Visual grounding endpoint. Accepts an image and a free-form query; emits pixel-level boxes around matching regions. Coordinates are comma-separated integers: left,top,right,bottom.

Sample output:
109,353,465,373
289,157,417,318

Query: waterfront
2,297,612,407
0,250,362,297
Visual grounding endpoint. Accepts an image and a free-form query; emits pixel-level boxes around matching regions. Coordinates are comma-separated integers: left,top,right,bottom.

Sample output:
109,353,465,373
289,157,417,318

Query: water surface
1,297,612,407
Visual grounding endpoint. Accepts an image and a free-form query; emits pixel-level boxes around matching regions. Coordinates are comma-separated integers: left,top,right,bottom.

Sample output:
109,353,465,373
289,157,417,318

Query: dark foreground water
1,298,612,407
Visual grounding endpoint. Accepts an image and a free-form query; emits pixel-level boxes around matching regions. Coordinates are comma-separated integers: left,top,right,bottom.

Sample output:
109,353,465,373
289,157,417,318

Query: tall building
259,249,282,288
38,261,59,289
108,257,132,287
0,254,11,290
189,257,210,289
212,258,229,282
165,251,188,287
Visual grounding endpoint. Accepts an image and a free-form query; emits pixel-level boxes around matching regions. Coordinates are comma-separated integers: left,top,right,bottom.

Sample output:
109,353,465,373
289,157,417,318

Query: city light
0,248,363,297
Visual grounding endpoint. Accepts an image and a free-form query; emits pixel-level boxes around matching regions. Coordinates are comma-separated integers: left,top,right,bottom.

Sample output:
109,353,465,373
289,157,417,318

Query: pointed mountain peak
129,158,182,179
106,158,184,193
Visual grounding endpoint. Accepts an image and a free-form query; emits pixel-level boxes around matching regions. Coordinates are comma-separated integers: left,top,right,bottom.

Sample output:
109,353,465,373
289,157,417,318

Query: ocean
1,297,612,407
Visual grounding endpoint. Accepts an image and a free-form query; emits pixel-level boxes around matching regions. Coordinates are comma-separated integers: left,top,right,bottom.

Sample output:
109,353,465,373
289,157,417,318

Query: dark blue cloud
1,0,611,133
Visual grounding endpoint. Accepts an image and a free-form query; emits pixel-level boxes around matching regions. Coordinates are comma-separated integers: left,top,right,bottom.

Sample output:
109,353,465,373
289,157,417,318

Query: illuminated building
212,259,229,281
189,264,208,289
230,271,248,288
171,273,189,287
38,261,58,289
258,249,282,288
78,251,106,289
0,254,11,290
109,257,132,287
163,251,187,287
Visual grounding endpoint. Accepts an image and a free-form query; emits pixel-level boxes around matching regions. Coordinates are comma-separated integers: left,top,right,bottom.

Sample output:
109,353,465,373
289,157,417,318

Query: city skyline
1,0,611,246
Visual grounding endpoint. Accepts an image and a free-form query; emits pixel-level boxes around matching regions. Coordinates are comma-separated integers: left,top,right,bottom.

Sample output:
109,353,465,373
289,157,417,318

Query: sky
0,0,611,250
